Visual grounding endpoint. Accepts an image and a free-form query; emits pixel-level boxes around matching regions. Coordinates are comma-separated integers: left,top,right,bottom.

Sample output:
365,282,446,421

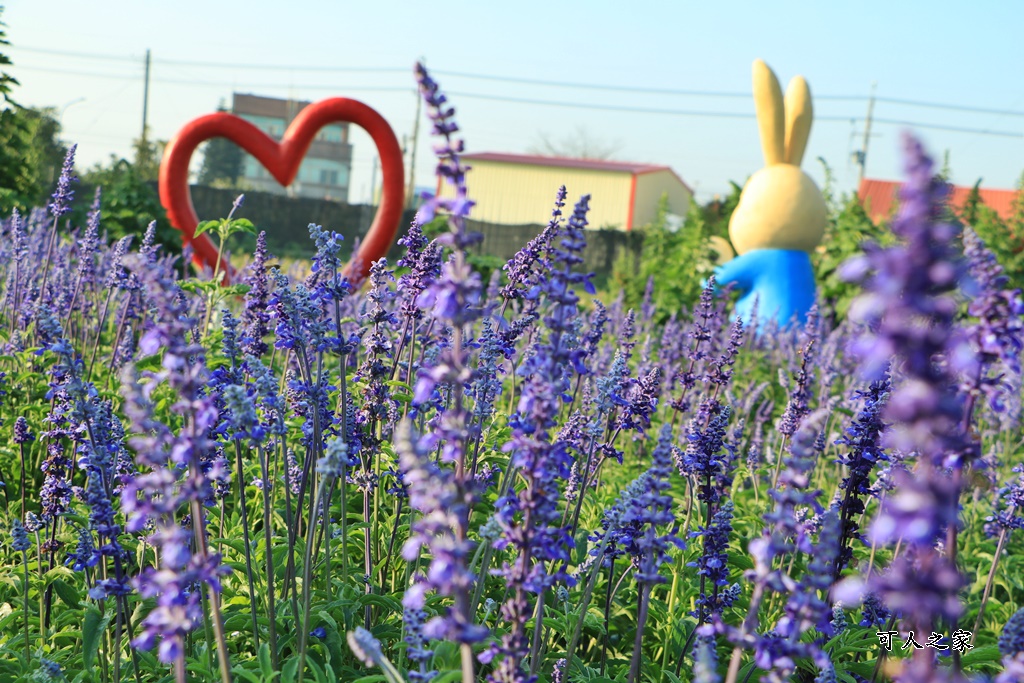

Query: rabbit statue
713,59,827,331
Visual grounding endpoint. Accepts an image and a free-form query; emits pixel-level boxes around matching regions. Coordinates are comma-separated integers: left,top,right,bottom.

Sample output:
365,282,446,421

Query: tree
611,193,715,322
132,127,164,182
0,7,45,213
22,106,69,196
79,154,179,254
528,125,621,160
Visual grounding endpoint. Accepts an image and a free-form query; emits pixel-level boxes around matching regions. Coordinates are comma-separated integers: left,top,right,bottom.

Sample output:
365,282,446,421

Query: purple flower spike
49,144,78,218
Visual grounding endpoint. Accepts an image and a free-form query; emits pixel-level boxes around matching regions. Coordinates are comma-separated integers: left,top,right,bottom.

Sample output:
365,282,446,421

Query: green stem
22,550,30,666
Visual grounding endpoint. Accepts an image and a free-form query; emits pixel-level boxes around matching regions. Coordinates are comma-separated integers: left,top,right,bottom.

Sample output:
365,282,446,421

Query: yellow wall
632,170,693,227
439,160,634,230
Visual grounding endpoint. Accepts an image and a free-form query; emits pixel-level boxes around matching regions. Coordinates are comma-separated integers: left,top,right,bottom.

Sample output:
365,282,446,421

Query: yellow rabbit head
728,60,827,255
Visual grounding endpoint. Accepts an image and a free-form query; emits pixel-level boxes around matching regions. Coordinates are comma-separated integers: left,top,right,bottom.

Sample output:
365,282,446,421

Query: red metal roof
462,152,670,175
859,178,1019,223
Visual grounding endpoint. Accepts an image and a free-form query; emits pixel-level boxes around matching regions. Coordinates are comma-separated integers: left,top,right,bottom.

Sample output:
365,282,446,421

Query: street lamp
57,97,86,132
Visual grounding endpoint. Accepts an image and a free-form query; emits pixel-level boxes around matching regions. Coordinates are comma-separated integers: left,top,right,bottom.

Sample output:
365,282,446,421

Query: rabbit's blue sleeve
713,252,759,290
714,249,816,331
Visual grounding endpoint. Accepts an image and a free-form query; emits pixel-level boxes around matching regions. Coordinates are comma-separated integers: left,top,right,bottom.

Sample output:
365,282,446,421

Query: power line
871,117,1022,138
875,96,1024,118
10,63,414,93
13,43,1024,119
10,45,406,73
439,69,864,102
11,53,1024,138
449,91,1024,137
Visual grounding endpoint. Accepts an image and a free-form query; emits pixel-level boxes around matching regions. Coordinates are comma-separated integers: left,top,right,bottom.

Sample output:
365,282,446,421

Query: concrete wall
188,185,643,279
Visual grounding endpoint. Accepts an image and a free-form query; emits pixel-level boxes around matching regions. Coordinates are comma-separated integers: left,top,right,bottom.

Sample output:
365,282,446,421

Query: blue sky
5,0,1023,209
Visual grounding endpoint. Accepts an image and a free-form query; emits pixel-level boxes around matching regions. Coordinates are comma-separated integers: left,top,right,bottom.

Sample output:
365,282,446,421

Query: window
320,169,339,186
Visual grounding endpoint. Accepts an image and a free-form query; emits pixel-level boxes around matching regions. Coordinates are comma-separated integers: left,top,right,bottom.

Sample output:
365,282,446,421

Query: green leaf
82,605,106,670
230,668,263,683
134,353,163,372
194,220,221,238
961,644,1001,667
430,671,465,683
51,579,81,609
229,218,257,235
258,642,276,680
221,284,253,297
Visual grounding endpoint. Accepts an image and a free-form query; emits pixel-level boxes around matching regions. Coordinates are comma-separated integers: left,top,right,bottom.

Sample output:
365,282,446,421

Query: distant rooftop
859,178,1019,223
462,152,671,175
232,93,315,121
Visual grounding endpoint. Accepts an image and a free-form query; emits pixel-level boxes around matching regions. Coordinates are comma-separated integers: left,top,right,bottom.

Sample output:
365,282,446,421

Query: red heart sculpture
159,98,405,284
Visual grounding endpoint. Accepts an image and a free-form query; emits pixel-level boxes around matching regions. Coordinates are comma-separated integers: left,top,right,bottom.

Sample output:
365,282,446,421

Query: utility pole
857,82,876,185
141,49,151,142
405,85,422,208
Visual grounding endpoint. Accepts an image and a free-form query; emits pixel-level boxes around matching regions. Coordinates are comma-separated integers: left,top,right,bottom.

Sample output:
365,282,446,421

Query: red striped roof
462,152,669,175
859,178,1019,223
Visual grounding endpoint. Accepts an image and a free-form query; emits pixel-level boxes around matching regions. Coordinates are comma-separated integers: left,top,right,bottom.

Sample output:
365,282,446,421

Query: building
859,178,1019,223
438,152,693,230
232,93,353,202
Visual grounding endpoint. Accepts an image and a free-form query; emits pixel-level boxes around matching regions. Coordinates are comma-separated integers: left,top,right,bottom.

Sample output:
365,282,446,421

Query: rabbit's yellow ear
752,59,785,166
784,76,813,166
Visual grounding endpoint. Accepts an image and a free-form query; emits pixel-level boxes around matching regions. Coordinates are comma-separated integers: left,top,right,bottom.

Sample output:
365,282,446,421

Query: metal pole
141,49,151,141
857,82,876,185
405,87,421,208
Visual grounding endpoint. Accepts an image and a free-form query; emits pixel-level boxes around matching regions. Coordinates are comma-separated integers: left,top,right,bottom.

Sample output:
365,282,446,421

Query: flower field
2,63,1024,683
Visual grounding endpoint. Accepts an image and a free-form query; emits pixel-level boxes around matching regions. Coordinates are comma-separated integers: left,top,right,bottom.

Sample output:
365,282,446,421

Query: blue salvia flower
830,604,848,636
776,509,841,641
14,416,33,444
396,221,442,325
833,373,890,579
501,187,566,304
66,525,98,572
317,437,351,479
403,606,437,683
692,632,721,683
960,226,1024,414
778,310,818,439
581,473,649,573
1000,608,1024,658
616,367,661,436
11,518,31,552
49,144,78,219
733,412,829,678
221,384,264,444
467,319,506,427
841,134,971,674
678,399,732,507
414,63,476,245
486,200,595,683
306,223,352,302
859,593,891,627
396,421,485,643
763,410,827,559
35,657,66,682
241,231,273,358
689,500,738,620
708,318,744,388
625,424,684,584
119,255,231,664
358,258,398,437
140,220,159,263
985,465,1024,536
